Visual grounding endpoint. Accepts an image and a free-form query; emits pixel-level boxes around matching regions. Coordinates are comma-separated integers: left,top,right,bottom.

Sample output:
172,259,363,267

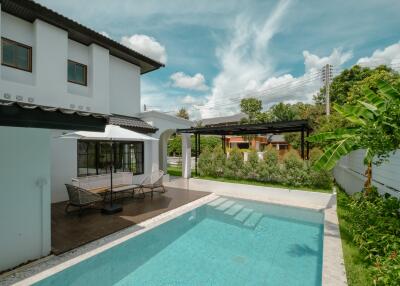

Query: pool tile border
0,194,219,286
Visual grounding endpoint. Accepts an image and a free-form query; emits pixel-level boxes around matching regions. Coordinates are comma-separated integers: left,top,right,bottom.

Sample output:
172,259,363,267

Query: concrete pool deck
1,179,347,286
165,178,334,210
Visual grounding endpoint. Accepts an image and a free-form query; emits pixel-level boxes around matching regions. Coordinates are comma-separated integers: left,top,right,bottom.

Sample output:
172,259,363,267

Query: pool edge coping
322,193,348,286
1,194,219,286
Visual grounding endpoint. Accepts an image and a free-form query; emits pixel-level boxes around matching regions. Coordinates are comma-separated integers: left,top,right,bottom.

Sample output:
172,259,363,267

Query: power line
195,75,322,110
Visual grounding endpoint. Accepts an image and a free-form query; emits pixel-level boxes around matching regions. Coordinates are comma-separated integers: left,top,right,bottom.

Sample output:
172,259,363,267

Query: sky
37,0,400,119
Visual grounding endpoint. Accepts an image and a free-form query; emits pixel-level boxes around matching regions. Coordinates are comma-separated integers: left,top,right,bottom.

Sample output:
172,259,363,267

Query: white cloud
121,34,167,64
200,0,293,118
303,48,353,73
201,1,290,118
170,72,209,91
181,95,203,104
99,31,110,38
357,41,400,69
195,0,359,119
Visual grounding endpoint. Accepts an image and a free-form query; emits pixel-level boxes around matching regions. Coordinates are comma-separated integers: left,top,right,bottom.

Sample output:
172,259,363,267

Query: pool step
207,197,228,207
234,208,253,222
208,200,265,230
225,204,243,216
216,200,236,211
243,212,263,228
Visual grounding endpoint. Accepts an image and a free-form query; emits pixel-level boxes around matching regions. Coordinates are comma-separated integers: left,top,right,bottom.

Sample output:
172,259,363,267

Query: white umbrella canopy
61,124,158,141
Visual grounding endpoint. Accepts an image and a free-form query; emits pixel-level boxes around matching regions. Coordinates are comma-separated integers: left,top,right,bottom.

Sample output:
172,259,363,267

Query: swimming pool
35,197,324,286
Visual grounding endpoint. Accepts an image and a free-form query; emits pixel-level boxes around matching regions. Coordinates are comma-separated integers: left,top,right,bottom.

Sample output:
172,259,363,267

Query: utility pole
321,64,333,115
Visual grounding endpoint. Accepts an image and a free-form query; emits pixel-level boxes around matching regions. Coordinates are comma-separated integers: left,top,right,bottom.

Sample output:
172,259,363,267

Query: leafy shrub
307,168,333,189
304,147,333,189
197,147,213,177
244,150,259,180
309,147,323,165
211,147,225,177
225,147,244,178
347,189,400,285
282,150,308,187
199,145,332,190
258,146,281,183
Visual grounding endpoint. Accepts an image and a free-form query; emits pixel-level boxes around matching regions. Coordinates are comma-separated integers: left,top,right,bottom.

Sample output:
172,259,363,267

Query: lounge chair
65,184,103,215
136,170,166,198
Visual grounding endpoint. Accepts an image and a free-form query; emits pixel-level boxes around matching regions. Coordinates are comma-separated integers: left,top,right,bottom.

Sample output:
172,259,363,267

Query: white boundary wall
0,127,51,271
333,149,400,198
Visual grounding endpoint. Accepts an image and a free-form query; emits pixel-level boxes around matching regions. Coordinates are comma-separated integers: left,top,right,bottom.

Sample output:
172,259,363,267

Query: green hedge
198,146,333,190
339,189,400,285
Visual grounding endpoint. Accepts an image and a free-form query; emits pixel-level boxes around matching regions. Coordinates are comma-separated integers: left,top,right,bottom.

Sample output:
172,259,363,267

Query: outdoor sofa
64,184,103,215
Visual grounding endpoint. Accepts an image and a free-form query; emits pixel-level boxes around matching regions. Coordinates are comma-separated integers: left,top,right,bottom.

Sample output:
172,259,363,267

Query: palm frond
362,87,385,109
358,100,378,113
334,104,369,125
307,128,358,143
364,148,374,165
377,80,400,102
313,138,357,170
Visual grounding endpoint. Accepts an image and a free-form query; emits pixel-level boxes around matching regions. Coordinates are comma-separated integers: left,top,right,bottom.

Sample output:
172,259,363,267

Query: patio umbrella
60,124,158,214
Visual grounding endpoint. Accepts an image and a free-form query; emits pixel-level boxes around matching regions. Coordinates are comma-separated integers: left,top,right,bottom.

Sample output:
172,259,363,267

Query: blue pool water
36,197,324,286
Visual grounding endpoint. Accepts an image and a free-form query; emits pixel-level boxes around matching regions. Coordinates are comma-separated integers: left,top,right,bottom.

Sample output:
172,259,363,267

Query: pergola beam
177,119,313,176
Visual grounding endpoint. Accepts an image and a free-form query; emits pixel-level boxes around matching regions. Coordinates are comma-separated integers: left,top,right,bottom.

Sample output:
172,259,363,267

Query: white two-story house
0,0,193,272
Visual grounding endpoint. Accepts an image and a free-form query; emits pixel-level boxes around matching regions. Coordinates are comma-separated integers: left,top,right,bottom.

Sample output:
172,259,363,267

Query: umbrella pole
102,141,122,214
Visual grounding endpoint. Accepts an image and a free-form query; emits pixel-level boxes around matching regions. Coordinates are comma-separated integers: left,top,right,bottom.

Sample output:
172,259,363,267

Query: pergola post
198,133,201,154
301,128,305,159
181,133,191,179
306,128,310,160
194,133,198,176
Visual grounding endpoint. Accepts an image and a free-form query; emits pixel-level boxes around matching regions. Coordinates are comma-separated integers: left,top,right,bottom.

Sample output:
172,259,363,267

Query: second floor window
68,60,87,86
1,38,32,72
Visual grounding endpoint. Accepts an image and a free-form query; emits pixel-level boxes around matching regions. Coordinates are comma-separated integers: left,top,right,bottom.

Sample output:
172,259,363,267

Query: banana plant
307,80,400,194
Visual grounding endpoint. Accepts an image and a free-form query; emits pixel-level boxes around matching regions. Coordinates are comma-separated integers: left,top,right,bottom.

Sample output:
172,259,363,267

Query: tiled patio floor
51,187,209,255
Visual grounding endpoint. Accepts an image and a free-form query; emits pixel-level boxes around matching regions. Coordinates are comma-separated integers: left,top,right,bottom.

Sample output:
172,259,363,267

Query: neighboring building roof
1,0,164,74
0,99,107,131
109,115,158,134
200,113,248,127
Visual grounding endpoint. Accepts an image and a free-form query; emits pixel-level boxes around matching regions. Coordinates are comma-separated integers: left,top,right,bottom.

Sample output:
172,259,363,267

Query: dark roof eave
1,0,164,74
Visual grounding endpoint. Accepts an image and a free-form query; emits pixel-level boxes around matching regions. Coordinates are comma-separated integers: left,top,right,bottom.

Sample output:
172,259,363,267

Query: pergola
177,119,312,176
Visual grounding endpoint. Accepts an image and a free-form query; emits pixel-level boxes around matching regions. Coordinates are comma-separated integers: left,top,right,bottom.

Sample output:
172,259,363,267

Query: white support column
182,133,191,179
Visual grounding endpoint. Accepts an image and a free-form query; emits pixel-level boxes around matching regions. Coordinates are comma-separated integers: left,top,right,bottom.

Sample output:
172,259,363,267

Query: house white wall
0,11,139,116
0,126,51,271
0,9,145,203
139,111,193,178
109,55,141,116
334,149,400,198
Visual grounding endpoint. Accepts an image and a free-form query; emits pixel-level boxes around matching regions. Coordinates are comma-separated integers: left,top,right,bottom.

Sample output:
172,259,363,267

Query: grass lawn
336,190,374,286
167,165,196,177
167,166,331,193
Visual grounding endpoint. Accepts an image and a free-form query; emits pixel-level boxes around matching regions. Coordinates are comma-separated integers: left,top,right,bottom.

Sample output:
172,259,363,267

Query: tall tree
308,80,400,195
314,65,399,106
176,107,189,120
240,98,262,123
269,102,298,121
